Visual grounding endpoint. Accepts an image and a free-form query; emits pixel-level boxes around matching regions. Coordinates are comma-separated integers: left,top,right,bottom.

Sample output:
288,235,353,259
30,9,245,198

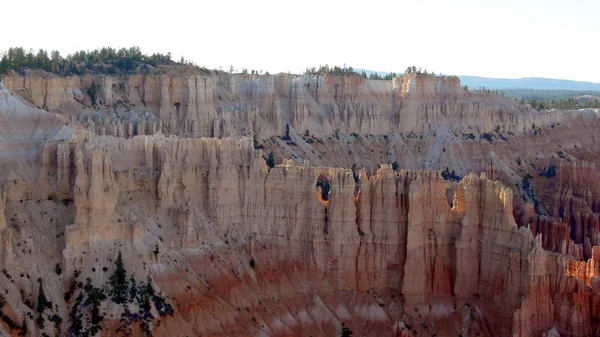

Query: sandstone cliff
0,72,600,337
2,71,582,140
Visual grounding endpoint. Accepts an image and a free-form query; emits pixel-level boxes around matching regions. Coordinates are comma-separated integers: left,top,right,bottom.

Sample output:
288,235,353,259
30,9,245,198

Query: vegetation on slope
522,97,600,110
500,89,600,109
462,85,506,96
65,252,174,337
502,89,600,100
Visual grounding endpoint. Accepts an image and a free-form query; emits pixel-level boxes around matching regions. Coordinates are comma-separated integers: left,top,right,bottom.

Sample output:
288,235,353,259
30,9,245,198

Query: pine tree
0,55,8,73
36,279,49,313
88,82,98,105
282,123,291,140
145,275,155,296
129,276,138,302
110,251,129,304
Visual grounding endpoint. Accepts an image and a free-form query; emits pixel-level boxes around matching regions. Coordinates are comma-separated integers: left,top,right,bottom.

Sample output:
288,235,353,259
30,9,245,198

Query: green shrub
253,136,264,149
522,174,533,190
0,314,19,331
540,164,557,177
441,168,461,182
341,323,353,337
480,132,494,142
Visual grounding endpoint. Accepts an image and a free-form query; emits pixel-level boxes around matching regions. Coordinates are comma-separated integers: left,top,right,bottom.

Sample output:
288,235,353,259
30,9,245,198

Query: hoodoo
0,64,600,336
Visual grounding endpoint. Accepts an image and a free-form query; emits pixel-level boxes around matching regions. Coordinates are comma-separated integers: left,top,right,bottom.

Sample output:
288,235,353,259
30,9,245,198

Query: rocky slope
0,70,600,336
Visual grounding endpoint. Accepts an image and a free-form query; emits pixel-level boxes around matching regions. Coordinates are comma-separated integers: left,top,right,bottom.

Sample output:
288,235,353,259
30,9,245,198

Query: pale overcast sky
2,0,598,82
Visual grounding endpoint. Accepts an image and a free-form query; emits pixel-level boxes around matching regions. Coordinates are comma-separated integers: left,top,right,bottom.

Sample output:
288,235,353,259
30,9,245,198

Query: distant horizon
1,44,599,86
353,67,600,85
2,0,599,83
2,46,600,90
455,74,600,84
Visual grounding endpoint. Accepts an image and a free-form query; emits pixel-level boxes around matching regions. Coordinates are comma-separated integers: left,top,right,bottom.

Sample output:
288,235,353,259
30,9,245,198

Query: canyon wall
0,72,600,336
6,130,597,337
2,71,585,140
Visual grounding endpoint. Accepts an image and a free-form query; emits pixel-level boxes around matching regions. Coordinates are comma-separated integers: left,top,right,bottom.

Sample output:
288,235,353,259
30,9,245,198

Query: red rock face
1,72,600,337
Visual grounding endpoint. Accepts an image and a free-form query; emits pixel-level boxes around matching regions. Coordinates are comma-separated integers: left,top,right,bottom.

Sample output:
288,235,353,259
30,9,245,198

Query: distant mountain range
458,76,600,91
355,69,600,90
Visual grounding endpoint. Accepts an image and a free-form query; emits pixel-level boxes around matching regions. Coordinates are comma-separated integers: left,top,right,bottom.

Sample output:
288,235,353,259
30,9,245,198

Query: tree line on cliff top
0,46,438,81
0,46,211,76
303,64,435,80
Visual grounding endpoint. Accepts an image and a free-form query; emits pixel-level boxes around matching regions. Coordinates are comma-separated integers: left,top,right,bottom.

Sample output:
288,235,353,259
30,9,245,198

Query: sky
2,0,599,82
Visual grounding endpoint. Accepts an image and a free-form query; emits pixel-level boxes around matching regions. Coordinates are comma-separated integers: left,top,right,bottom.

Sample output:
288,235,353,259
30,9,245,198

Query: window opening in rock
445,188,455,209
316,175,331,201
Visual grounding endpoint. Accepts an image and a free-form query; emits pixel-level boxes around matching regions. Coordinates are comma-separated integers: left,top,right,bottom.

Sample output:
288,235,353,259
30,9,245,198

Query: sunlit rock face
0,71,600,337
3,71,567,139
